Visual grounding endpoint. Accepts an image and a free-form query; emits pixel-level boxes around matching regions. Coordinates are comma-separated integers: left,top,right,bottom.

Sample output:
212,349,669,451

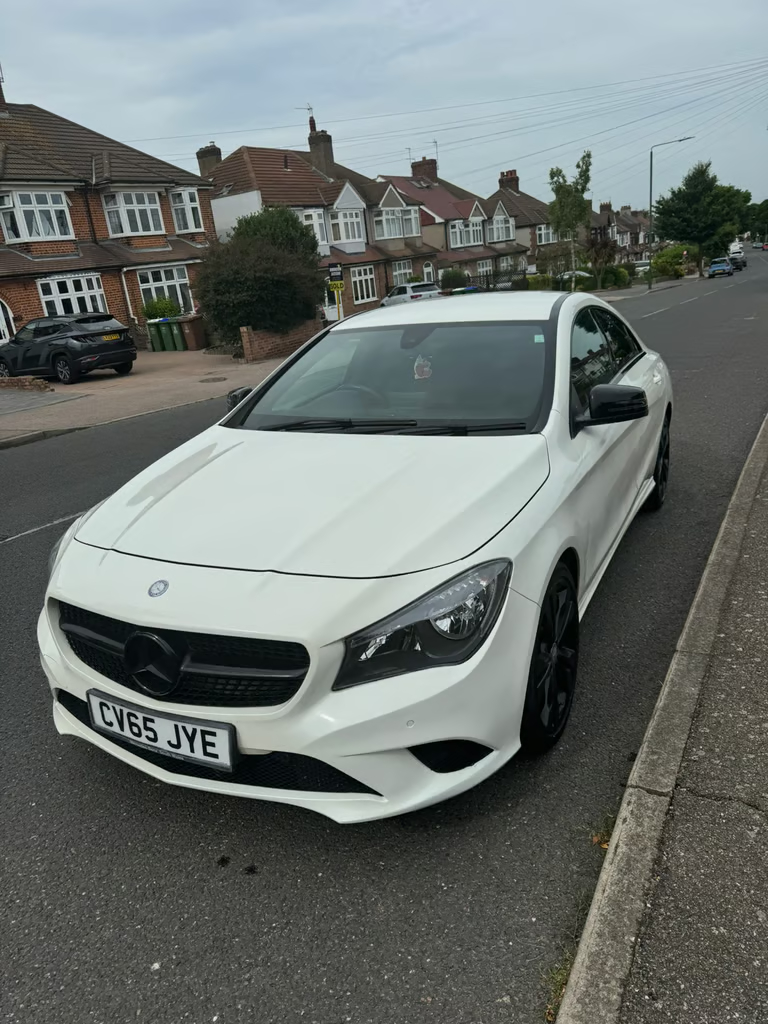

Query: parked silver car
380,282,444,306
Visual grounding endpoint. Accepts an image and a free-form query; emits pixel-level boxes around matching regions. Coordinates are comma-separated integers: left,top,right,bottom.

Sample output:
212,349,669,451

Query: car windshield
229,320,549,434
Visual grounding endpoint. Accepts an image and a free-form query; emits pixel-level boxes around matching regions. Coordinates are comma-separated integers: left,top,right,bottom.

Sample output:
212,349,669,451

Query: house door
0,298,15,342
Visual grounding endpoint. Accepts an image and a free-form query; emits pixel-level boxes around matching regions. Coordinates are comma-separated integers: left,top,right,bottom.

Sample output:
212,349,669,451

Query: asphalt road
4,259,768,1024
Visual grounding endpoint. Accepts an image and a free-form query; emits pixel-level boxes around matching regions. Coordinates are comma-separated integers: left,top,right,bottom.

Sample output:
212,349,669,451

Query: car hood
75,425,550,578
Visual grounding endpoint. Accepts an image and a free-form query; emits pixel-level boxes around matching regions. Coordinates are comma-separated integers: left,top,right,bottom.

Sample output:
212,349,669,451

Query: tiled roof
0,104,205,187
0,237,206,280
319,244,389,267
434,245,507,264
380,175,485,222
210,147,334,205
485,185,550,227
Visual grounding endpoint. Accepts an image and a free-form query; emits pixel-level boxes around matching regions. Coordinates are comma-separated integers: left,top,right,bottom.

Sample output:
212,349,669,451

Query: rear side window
592,308,641,371
570,308,615,413
412,284,438,293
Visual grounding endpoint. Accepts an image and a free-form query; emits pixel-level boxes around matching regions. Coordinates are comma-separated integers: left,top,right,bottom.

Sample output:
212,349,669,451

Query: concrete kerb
556,411,768,1024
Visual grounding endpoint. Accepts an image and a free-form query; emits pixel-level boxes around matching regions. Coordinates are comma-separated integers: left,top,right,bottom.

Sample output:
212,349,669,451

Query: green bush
601,266,617,287
440,267,470,290
625,261,637,279
614,266,630,287
526,274,553,290
142,297,182,319
652,244,687,279
575,275,598,291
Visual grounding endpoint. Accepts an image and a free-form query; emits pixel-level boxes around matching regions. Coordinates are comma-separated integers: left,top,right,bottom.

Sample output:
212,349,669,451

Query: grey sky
2,0,766,208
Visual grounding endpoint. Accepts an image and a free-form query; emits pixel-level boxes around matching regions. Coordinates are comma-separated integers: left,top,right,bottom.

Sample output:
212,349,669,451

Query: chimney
308,122,335,179
196,141,222,178
411,156,438,183
499,169,520,192
620,204,631,213
599,201,613,214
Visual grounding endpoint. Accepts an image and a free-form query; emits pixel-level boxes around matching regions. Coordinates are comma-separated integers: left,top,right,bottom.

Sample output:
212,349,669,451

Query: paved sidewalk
560,416,768,1024
0,350,279,449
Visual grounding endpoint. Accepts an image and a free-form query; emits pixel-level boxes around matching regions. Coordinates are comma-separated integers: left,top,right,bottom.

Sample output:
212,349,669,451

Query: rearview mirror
576,383,648,430
226,386,253,412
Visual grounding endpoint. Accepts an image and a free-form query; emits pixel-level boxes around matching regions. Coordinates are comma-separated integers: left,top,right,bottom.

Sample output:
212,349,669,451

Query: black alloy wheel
0,359,11,378
520,564,579,754
54,355,78,385
644,416,670,512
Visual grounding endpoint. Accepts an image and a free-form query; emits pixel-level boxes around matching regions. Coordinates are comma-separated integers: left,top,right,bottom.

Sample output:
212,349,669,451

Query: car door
21,322,62,374
593,306,666,493
567,307,638,588
9,323,40,373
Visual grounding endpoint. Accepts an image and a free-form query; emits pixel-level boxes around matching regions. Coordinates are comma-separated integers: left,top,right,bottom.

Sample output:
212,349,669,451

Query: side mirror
576,383,648,430
226,386,253,412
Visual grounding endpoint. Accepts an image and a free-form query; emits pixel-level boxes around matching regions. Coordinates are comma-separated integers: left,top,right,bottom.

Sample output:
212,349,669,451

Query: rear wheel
520,564,579,754
53,354,79,385
114,362,133,376
644,416,670,512
0,358,11,378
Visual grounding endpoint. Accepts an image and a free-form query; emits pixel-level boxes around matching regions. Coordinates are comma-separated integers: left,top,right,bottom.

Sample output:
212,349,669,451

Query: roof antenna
0,61,6,107
296,103,316,132
432,139,439,172
406,147,412,167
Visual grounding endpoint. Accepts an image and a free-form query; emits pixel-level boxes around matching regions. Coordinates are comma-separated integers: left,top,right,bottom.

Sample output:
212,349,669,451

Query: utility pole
648,136,694,291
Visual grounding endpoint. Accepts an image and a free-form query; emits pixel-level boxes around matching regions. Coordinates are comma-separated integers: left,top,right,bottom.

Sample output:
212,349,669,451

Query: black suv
0,313,136,384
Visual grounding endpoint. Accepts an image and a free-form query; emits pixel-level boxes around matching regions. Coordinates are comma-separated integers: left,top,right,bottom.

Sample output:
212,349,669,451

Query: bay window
392,259,412,286
330,210,364,242
487,213,514,242
350,265,377,304
104,192,164,236
38,274,107,316
536,224,557,245
138,265,193,312
0,191,73,242
373,207,419,239
476,259,493,279
170,190,202,233
301,209,327,245
449,218,484,247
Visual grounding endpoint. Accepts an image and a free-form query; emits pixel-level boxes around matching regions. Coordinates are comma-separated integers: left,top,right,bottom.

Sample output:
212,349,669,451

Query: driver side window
570,308,616,415
14,325,37,343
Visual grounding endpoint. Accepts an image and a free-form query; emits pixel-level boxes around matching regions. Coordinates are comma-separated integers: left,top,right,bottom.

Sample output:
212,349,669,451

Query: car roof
333,292,564,330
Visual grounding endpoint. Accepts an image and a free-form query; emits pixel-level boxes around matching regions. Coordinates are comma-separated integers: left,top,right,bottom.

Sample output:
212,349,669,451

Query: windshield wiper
257,418,419,433
398,421,528,435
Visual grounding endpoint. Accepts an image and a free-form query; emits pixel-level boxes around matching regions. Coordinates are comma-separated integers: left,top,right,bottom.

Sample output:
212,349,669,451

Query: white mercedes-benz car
39,293,672,823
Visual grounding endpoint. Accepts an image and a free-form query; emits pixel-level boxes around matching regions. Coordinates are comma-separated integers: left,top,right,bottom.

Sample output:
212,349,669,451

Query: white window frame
0,190,74,243
487,213,515,242
536,224,557,245
103,191,165,237
499,255,512,271
170,190,203,233
300,209,327,245
476,259,494,278
450,219,484,248
0,297,17,342
37,274,107,316
137,265,193,312
422,261,434,283
330,210,364,242
350,265,377,304
373,207,419,240
392,259,413,286
469,218,483,245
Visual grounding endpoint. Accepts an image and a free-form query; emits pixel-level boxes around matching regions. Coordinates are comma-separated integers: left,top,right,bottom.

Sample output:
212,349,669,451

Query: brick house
0,82,213,346
380,157,528,282
591,202,651,263
484,170,559,273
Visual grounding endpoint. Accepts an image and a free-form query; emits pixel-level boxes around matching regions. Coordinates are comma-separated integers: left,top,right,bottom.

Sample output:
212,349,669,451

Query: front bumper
39,552,539,823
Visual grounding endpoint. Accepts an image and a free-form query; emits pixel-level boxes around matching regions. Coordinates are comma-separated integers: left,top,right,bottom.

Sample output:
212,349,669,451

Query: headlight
333,560,511,690
46,499,106,581
48,533,66,579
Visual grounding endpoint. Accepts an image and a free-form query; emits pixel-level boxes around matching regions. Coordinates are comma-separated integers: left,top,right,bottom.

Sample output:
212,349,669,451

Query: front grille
58,602,310,708
56,690,379,795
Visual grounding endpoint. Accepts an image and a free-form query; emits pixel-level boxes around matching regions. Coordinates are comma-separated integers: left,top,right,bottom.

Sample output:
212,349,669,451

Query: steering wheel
334,384,387,407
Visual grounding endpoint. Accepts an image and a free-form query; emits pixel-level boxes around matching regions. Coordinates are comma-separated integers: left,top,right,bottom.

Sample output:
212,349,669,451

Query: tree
231,206,320,262
196,237,324,341
439,267,470,289
534,239,577,279
745,199,768,240
582,235,618,289
548,151,592,291
654,162,752,276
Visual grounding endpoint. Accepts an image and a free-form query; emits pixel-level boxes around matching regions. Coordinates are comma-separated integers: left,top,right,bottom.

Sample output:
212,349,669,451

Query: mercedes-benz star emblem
148,579,169,598
124,631,181,697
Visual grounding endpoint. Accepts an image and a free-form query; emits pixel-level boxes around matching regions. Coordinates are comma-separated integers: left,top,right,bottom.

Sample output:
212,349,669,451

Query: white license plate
87,690,235,771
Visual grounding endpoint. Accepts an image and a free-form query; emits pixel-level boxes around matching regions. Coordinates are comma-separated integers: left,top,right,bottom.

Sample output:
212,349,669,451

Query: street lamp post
648,136,695,291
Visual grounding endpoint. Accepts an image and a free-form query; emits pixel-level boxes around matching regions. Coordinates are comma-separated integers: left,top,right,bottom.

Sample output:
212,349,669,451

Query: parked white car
40,293,672,823
380,281,443,306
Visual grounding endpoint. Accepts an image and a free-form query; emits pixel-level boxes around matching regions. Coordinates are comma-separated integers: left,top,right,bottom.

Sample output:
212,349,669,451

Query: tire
114,362,133,376
644,415,671,512
53,354,79,385
520,563,579,754
0,358,12,379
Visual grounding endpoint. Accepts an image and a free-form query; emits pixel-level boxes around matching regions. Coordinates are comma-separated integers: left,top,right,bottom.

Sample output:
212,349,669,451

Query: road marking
641,307,670,318
0,511,84,546
680,296,700,304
